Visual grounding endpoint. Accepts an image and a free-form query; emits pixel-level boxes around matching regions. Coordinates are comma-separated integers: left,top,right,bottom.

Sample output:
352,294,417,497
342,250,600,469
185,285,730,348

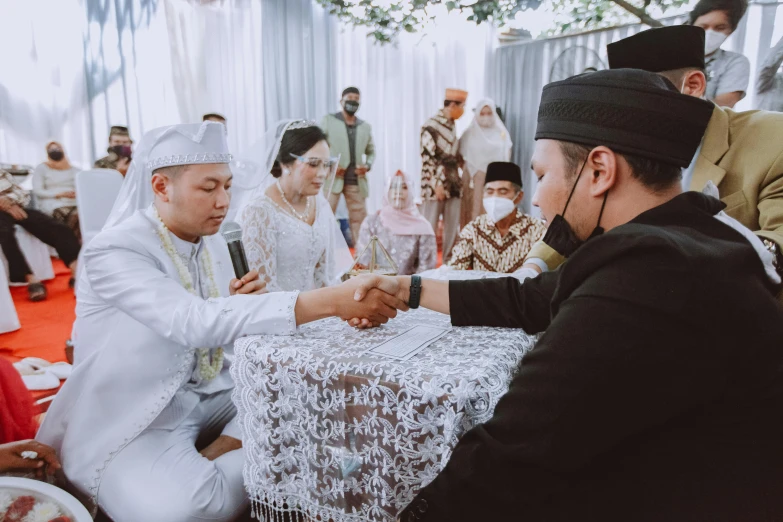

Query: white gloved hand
511,267,540,283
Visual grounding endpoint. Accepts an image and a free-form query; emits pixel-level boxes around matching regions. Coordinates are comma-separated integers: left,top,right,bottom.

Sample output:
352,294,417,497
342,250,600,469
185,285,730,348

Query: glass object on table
346,235,398,278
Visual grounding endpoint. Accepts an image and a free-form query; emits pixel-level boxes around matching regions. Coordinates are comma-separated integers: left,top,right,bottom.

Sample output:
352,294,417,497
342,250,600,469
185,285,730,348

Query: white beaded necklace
152,208,224,382
276,180,312,222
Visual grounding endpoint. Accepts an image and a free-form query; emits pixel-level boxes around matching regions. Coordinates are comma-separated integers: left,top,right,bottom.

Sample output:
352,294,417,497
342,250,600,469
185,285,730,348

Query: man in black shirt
355,69,783,521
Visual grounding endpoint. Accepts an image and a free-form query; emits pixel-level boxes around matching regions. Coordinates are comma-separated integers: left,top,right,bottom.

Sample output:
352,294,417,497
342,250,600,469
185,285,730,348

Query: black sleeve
405,249,726,521
448,272,558,334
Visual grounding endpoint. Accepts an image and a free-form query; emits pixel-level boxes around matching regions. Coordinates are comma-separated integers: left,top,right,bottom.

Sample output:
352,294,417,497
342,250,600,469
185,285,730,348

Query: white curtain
0,0,93,168
261,0,336,126
333,12,494,212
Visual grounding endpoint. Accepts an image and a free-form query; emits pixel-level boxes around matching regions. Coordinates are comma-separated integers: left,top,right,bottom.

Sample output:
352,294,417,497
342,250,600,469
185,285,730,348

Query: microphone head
220,221,243,243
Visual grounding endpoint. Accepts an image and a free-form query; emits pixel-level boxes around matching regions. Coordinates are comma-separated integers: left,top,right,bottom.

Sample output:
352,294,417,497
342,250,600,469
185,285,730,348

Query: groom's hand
348,275,411,328
230,270,268,295
334,275,410,326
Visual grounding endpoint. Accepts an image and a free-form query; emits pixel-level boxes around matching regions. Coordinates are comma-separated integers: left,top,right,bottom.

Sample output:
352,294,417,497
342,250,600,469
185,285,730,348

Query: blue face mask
542,157,607,258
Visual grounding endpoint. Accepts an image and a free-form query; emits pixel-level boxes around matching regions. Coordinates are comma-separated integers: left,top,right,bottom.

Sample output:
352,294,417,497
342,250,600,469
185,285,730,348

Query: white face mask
483,197,516,223
704,29,728,56
477,115,494,128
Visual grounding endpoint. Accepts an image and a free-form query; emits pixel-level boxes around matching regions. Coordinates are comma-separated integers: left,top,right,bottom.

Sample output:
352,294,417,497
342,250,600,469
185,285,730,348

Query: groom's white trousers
99,389,247,522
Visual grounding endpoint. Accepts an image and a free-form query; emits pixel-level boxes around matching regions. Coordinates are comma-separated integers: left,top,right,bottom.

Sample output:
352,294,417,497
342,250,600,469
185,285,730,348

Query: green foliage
315,0,542,43
317,0,691,42
547,0,690,34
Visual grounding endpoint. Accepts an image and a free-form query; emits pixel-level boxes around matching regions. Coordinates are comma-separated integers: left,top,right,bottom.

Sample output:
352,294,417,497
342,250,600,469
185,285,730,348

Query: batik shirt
0,169,31,207
449,210,546,273
420,109,461,201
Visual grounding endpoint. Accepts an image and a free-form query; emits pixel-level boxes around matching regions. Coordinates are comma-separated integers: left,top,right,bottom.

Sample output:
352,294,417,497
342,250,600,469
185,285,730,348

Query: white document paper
365,325,451,362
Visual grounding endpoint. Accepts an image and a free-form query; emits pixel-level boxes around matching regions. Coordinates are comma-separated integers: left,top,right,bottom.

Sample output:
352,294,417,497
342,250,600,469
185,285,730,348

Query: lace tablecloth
232,308,538,522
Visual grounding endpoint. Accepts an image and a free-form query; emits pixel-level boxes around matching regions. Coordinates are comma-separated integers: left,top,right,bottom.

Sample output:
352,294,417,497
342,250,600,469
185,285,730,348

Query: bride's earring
283,168,290,176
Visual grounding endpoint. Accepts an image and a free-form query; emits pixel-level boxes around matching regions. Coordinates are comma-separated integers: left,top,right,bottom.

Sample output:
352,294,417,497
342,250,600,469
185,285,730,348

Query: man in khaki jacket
525,26,783,303
321,87,376,244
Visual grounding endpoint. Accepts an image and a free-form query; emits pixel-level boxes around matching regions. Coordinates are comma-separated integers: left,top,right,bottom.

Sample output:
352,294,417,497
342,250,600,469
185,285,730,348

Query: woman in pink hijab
355,171,437,275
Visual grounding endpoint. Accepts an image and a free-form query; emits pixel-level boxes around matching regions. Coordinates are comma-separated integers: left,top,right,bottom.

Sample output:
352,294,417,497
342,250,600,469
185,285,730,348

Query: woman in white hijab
458,98,513,228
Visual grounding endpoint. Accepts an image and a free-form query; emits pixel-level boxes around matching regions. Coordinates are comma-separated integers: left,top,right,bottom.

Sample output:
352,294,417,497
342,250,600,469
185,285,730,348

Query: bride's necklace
277,180,312,222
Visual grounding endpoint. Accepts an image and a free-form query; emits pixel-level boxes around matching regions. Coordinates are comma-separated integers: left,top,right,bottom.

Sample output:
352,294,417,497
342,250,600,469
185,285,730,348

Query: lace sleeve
417,234,438,273
239,200,280,291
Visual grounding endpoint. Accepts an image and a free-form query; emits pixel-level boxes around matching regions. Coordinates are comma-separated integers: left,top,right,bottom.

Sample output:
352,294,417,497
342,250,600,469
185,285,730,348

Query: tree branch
607,0,663,26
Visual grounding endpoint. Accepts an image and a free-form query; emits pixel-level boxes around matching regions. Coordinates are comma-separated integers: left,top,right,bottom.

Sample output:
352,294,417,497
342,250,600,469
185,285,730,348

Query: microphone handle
227,240,250,279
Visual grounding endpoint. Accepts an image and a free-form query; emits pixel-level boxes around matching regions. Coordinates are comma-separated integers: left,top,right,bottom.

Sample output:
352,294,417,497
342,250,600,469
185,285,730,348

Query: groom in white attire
37,121,405,522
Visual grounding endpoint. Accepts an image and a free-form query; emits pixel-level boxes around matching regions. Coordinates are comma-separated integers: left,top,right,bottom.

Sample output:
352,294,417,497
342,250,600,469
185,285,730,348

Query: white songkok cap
146,121,232,171
104,121,233,229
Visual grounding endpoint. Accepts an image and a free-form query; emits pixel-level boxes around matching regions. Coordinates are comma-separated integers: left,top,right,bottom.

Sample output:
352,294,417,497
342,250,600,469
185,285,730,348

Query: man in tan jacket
525,26,783,303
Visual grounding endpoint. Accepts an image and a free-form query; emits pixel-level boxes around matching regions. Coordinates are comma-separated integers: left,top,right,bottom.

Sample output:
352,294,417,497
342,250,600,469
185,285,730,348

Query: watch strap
409,275,422,309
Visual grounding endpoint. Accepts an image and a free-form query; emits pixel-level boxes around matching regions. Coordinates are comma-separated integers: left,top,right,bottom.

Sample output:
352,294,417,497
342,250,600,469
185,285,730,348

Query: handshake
292,274,415,329
232,271,432,329
338,274,412,328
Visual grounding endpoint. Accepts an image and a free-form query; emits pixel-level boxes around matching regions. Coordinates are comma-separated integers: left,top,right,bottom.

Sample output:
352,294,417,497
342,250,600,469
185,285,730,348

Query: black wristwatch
409,275,422,309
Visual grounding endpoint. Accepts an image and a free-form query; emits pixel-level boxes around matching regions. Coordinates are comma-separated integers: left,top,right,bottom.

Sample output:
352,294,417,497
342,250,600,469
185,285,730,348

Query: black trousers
0,208,81,283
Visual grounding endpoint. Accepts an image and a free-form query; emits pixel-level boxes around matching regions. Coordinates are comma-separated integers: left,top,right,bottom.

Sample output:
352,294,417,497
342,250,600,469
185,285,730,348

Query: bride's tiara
287,120,318,130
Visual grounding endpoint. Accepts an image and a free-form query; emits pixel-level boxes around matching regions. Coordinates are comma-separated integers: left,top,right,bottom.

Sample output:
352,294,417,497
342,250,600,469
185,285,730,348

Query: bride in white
234,120,352,292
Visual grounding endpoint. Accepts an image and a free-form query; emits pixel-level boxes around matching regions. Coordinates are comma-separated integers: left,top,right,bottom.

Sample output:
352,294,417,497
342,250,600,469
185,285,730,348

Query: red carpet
0,260,74,402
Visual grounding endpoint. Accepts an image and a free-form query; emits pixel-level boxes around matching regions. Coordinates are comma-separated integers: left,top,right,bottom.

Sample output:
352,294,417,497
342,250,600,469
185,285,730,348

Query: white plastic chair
0,257,20,333
1,226,56,284
75,169,124,246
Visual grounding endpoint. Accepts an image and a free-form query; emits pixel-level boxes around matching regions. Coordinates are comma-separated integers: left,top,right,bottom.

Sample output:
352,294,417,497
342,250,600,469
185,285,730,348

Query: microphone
220,222,250,279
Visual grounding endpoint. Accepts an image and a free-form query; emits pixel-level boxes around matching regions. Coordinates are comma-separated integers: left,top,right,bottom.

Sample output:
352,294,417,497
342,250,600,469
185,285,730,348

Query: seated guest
94,125,133,176
358,69,783,521
203,112,227,130
0,168,80,301
32,141,81,241
602,25,783,301
237,120,352,291
449,161,545,273
355,171,437,275
690,0,750,108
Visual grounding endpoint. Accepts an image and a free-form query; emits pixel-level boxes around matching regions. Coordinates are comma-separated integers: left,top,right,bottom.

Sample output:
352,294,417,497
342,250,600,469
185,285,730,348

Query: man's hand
348,275,410,328
0,196,25,219
355,165,369,177
0,440,61,477
57,191,76,199
336,167,347,178
435,184,447,201
337,275,409,325
116,157,131,175
294,277,409,326
199,435,242,461
229,270,268,295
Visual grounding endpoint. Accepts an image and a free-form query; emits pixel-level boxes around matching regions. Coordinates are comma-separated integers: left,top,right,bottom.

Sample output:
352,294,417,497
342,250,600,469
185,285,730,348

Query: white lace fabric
232,308,538,522
239,195,333,291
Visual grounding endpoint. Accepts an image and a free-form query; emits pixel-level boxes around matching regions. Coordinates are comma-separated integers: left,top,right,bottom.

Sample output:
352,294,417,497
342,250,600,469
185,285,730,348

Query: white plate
0,477,92,521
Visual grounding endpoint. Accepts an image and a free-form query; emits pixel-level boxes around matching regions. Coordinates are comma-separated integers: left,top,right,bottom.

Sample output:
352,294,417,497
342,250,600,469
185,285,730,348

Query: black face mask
343,100,360,115
47,150,64,162
541,157,607,258
109,145,133,159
